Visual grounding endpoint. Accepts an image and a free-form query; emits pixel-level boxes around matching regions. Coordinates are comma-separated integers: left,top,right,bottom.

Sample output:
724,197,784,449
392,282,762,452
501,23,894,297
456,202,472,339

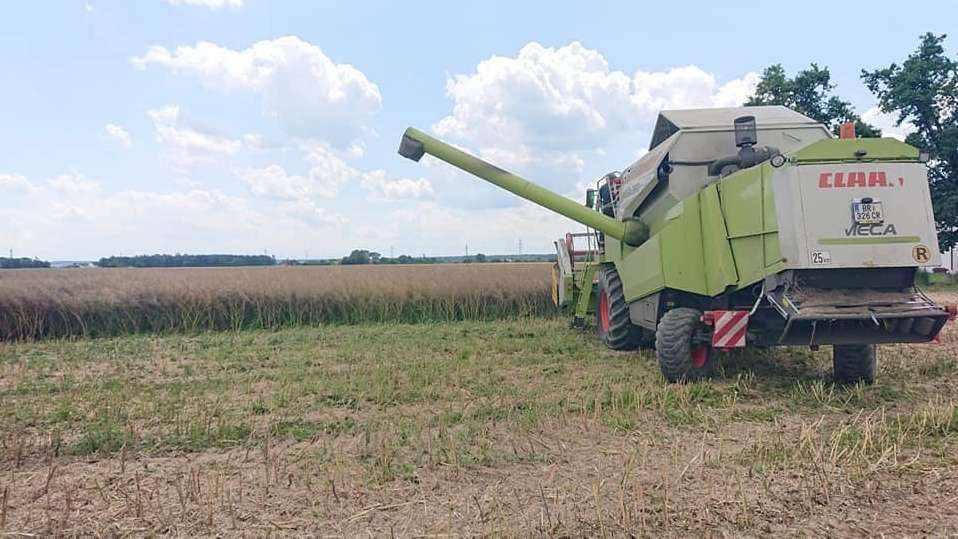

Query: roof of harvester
650,105,821,149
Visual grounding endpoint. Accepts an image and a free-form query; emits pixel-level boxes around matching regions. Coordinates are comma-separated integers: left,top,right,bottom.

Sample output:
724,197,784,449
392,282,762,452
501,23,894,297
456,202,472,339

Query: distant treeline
97,254,276,268
0,257,51,269
340,250,440,265
298,249,555,266
3,251,554,269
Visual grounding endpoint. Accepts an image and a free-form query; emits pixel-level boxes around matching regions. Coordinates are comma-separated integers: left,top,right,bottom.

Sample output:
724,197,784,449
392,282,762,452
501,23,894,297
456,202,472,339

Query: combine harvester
399,106,955,383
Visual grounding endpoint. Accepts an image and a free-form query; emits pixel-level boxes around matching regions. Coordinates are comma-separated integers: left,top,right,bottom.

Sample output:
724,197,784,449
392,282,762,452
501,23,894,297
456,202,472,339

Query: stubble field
0,265,957,536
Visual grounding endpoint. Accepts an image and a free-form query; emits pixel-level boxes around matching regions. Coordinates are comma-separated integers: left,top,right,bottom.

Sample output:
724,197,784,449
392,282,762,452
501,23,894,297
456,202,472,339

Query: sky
0,0,954,261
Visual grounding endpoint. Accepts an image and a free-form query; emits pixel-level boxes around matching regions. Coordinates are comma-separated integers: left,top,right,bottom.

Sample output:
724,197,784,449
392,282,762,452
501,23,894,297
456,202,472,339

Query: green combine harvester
399,106,955,383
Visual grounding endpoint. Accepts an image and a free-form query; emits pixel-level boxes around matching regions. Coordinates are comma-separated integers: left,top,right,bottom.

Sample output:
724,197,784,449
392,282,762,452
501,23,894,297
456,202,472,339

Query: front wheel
595,267,648,350
655,308,714,382
833,344,876,385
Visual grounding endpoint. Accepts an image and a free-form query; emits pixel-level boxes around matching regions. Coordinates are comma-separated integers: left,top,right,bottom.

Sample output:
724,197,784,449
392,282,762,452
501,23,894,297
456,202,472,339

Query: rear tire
595,267,647,350
833,344,876,385
655,308,714,382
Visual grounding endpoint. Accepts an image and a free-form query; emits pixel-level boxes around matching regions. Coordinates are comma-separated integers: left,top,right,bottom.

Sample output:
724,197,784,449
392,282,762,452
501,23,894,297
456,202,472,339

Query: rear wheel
833,344,876,385
595,267,648,350
655,308,714,382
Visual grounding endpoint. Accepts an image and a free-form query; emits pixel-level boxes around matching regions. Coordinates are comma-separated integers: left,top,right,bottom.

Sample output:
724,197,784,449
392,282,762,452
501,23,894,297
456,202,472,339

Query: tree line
326,249,554,265
745,33,958,249
97,254,276,268
0,257,50,269
338,249,480,265
341,250,438,265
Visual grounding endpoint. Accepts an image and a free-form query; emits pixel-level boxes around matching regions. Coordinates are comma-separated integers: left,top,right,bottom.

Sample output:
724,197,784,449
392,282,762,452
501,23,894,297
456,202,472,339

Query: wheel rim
599,291,610,333
691,345,709,369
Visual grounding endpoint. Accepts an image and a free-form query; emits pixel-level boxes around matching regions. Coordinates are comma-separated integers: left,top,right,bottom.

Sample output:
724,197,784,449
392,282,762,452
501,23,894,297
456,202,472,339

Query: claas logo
818,171,903,188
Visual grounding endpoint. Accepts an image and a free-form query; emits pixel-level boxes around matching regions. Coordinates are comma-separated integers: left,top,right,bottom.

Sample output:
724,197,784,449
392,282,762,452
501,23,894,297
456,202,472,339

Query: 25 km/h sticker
810,250,832,265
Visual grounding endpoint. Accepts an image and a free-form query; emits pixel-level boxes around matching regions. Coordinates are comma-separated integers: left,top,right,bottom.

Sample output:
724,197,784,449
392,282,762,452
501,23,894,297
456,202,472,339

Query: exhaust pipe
707,115,780,177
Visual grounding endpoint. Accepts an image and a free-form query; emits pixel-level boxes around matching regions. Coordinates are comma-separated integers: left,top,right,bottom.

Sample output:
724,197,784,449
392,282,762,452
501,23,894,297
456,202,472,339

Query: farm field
0,264,553,340
0,263,956,535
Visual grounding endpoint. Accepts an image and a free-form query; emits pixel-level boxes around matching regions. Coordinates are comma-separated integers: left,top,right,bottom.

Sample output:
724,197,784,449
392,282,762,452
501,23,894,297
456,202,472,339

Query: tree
747,64,880,137
862,33,958,249
340,249,372,265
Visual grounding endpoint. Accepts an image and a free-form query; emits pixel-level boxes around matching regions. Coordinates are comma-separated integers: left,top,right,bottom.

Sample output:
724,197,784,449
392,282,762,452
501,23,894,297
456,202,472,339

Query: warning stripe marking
711,311,749,348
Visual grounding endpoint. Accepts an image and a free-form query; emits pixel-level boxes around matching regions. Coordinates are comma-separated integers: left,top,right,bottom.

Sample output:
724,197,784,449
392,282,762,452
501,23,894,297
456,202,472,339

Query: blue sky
0,0,953,260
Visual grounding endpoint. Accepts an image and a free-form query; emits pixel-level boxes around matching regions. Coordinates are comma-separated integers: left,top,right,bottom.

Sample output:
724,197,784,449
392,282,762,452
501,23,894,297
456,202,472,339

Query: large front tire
655,308,714,382
595,267,648,350
833,344,876,385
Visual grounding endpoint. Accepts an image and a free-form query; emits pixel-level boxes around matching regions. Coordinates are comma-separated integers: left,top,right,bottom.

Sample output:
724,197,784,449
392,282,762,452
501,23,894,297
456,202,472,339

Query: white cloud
235,164,351,228
435,42,758,157
0,168,563,259
240,165,314,201
434,41,630,154
300,143,362,197
360,170,434,200
279,199,347,228
164,0,243,8
104,123,132,147
631,65,759,111
239,144,360,200
131,36,381,144
0,173,35,194
48,173,100,195
107,189,255,231
388,198,573,255
241,143,429,205
0,168,281,258
428,41,759,202
148,105,242,167
862,106,914,141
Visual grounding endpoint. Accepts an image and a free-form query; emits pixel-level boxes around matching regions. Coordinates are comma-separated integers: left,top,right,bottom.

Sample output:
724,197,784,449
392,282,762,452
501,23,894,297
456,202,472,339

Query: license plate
852,201,884,224
810,250,831,265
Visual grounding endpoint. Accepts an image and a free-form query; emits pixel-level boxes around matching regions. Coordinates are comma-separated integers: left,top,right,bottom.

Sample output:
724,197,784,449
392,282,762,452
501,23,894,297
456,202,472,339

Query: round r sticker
913,244,931,263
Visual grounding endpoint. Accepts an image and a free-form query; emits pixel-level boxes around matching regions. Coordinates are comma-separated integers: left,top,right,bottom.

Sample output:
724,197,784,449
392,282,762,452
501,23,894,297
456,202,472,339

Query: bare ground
4,421,957,536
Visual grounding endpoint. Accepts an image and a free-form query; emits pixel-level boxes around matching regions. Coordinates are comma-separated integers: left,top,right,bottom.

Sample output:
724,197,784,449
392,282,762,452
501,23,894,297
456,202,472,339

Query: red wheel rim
599,291,610,333
691,345,708,369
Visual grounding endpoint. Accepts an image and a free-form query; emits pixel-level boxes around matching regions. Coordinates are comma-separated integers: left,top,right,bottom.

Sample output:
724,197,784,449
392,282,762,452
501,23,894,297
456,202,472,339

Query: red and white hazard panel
704,310,749,348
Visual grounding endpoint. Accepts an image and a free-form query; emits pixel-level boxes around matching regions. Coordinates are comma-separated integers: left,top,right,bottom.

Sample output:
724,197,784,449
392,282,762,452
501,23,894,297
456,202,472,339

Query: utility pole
518,238,523,256
465,243,469,257
390,246,394,258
